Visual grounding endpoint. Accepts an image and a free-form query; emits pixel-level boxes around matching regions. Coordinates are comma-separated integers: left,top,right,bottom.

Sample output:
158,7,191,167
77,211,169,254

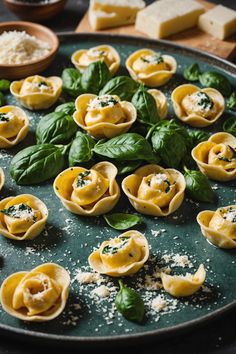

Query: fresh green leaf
93,133,158,163
199,71,231,96
187,129,210,148
104,213,143,230
0,92,6,106
100,76,139,101
10,144,65,185
227,91,236,111
151,128,187,168
0,79,10,91
62,68,82,97
55,102,76,116
131,85,160,125
183,63,201,81
184,167,216,203
116,160,142,175
81,61,111,94
223,116,236,136
36,112,77,145
69,131,95,166
115,280,144,323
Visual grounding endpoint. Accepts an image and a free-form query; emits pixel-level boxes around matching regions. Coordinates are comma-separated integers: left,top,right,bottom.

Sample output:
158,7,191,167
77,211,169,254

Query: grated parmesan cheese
0,31,51,65
76,271,103,284
91,285,111,298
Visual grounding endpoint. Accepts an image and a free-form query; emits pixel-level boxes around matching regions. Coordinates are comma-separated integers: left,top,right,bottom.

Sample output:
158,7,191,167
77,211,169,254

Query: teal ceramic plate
0,33,235,346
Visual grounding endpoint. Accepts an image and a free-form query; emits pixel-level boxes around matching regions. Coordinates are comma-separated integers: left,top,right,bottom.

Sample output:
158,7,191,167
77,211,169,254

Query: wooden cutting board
76,0,236,60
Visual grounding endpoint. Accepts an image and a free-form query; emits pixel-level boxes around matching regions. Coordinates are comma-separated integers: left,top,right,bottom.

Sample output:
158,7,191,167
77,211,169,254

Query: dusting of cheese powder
0,31,51,65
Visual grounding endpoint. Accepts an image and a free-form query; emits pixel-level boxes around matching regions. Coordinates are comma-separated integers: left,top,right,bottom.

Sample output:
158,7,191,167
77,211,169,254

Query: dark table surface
0,1,236,353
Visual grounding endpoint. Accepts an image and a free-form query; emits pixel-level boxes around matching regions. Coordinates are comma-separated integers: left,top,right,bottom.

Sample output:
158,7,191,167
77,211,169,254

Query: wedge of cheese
89,0,146,30
198,5,236,40
135,0,205,39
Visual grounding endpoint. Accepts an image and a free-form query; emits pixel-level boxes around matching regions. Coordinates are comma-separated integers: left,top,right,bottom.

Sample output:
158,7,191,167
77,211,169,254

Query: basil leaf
0,79,10,91
187,129,210,148
100,76,139,101
104,213,143,230
81,61,111,94
115,280,144,323
93,133,157,163
116,160,142,175
131,85,160,125
10,144,65,185
36,112,77,145
223,116,236,136
55,102,76,116
184,167,216,203
227,91,236,111
199,71,231,96
0,92,6,106
151,128,187,168
183,63,201,81
62,68,82,97
69,132,95,166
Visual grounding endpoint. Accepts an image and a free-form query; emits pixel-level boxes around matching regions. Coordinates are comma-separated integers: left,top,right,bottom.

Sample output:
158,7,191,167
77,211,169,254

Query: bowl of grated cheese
0,21,59,79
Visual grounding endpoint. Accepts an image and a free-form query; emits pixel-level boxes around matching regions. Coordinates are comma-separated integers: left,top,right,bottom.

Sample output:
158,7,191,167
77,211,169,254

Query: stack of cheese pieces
88,0,236,41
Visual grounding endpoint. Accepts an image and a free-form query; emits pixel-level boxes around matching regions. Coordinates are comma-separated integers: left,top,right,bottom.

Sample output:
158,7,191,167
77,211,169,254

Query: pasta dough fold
126,49,177,87
53,162,120,216
171,84,224,127
122,164,185,216
71,45,120,75
10,75,62,110
0,263,70,322
73,94,136,138
192,132,236,181
0,194,48,241
88,230,149,276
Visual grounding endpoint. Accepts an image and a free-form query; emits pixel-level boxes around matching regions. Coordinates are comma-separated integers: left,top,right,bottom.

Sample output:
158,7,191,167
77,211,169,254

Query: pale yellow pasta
71,45,120,75
122,164,185,217
192,132,236,181
148,89,168,119
73,94,136,139
0,106,29,149
0,168,4,192
161,264,206,297
10,75,62,110
53,161,120,216
171,84,224,127
197,205,236,249
88,230,149,277
0,194,48,241
126,49,177,87
0,263,70,322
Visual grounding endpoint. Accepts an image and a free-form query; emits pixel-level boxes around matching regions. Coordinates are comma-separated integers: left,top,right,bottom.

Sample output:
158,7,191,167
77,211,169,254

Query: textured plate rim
0,32,235,346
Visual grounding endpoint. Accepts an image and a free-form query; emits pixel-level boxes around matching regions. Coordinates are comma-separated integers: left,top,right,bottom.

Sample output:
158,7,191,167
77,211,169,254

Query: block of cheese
198,5,236,40
135,0,205,39
89,0,146,30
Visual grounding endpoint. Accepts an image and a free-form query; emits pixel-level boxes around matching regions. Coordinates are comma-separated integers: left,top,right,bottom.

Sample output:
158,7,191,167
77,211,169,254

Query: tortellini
122,164,186,216
0,194,48,241
197,205,236,249
0,263,70,322
0,168,4,192
54,162,120,216
73,94,136,139
161,264,206,297
10,75,62,110
126,49,177,87
171,84,224,127
148,89,168,120
192,132,236,181
88,230,149,277
71,45,120,75
0,106,29,148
